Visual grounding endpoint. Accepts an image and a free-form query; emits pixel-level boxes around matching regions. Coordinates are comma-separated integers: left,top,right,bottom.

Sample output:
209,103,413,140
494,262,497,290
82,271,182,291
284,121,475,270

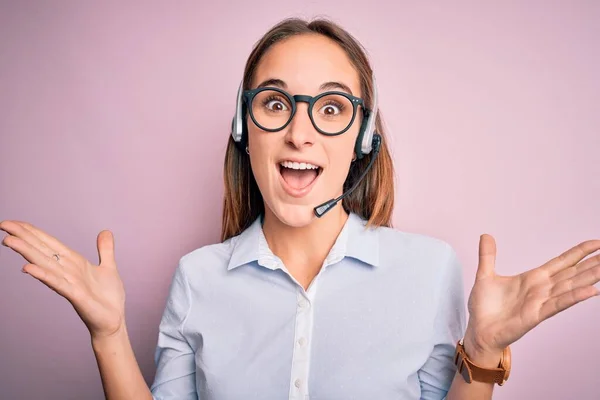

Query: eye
263,96,289,112
318,101,345,116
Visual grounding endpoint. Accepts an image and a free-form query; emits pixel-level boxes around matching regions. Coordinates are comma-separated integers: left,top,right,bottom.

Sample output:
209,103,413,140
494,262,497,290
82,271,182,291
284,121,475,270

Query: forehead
252,34,362,96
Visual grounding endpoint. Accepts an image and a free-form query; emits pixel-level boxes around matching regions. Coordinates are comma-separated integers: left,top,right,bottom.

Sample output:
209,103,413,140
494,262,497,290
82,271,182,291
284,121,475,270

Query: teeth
279,161,320,170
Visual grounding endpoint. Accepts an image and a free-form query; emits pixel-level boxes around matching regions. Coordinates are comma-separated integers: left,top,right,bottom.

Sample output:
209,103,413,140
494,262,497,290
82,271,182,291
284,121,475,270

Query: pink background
1,1,598,399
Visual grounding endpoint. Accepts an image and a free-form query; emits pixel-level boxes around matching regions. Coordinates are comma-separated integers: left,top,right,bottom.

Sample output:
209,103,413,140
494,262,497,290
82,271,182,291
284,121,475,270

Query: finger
476,234,496,280
97,230,116,268
0,220,57,259
544,240,600,277
551,253,600,284
1,220,77,260
16,220,87,266
22,262,74,299
539,285,599,321
2,234,63,270
550,263,600,298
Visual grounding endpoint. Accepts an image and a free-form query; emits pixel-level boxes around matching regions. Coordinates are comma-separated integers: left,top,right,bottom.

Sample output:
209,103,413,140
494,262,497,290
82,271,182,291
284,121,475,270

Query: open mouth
278,160,323,196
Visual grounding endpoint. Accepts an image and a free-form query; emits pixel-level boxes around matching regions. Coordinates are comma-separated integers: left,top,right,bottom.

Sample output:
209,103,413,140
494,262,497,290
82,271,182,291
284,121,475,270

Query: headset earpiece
232,102,248,152
231,81,246,152
354,110,371,160
355,75,379,159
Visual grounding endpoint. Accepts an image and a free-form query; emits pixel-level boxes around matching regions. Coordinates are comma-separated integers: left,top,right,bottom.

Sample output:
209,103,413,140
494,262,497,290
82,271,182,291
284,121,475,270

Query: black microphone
313,133,382,218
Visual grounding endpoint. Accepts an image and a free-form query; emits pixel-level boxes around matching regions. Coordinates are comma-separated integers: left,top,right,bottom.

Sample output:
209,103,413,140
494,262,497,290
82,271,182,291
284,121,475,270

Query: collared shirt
150,212,467,400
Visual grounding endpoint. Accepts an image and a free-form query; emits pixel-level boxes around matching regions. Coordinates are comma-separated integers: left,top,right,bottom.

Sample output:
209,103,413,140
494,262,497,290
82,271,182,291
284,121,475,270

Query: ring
52,253,60,262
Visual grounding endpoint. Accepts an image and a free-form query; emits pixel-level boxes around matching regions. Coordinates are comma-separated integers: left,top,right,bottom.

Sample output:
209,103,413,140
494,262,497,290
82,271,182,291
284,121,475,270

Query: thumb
477,233,496,280
97,230,116,268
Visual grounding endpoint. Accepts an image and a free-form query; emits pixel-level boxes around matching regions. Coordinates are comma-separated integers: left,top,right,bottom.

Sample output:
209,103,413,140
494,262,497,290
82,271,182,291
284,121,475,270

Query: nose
284,103,317,149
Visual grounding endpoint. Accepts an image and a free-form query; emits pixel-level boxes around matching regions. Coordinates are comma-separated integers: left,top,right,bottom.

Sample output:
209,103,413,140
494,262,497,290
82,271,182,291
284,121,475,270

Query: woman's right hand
1,220,126,340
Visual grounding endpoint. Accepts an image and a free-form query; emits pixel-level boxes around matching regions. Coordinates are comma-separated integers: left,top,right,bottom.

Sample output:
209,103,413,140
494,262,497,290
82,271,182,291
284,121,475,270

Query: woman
1,18,599,400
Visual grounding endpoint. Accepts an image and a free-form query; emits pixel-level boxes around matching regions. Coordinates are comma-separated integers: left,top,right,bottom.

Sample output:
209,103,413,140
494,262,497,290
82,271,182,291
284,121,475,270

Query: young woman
1,18,599,400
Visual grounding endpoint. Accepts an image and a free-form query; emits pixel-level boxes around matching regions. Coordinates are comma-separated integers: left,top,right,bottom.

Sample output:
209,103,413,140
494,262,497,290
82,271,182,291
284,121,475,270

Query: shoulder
176,235,241,279
373,225,466,318
373,224,460,280
376,224,455,262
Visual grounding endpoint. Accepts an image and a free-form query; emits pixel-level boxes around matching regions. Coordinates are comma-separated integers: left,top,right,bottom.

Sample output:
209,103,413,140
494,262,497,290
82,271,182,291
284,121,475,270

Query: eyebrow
256,78,287,89
255,79,354,95
319,81,354,95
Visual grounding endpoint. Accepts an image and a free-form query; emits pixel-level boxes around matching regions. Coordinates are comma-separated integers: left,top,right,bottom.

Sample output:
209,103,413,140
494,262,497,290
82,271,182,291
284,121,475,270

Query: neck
262,206,349,289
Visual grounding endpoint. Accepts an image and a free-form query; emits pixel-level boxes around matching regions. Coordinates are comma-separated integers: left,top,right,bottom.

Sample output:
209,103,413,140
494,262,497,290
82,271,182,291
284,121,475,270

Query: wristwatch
453,338,511,386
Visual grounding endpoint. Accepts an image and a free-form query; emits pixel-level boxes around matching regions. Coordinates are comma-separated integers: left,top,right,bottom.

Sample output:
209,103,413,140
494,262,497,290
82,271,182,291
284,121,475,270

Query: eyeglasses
243,87,367,136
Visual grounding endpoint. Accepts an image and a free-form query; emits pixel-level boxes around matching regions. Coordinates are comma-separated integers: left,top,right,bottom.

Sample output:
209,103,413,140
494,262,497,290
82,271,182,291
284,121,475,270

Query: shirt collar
226,215,264,271
226,212,380,271
344,212,380,267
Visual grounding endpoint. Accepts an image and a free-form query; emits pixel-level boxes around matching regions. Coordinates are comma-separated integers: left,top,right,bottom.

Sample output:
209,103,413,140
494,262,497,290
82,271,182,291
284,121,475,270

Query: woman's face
247,33,363,228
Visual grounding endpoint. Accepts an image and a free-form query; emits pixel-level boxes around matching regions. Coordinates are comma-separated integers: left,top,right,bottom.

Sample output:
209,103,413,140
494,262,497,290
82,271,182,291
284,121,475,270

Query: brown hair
221,18,395,241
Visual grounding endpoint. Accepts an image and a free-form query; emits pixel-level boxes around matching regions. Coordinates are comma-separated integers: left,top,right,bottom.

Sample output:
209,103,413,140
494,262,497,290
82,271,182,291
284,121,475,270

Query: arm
445,340,501,400
91,261,196,400
0,221,153,399
0,221,195,400
149,261,198,399
92,324,153,400
417,244,499,400
417,244,467,400
447,235,600,399
92,261,197,400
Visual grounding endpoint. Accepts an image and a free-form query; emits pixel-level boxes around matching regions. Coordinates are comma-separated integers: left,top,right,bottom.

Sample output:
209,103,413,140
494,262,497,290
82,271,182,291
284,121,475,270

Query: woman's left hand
463,235,600,358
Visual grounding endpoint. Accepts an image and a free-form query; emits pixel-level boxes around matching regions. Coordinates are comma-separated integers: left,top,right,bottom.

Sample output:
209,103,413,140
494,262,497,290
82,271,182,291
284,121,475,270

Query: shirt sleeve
150,260,198,400
418,244,467,400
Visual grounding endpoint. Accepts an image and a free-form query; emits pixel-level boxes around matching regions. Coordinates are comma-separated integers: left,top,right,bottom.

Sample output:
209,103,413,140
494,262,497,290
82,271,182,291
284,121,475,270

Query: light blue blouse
150,212,467,399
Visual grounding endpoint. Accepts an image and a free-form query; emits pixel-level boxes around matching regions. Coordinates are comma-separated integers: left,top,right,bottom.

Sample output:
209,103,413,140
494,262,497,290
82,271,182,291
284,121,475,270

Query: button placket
288,286,316,400
287,257,331,399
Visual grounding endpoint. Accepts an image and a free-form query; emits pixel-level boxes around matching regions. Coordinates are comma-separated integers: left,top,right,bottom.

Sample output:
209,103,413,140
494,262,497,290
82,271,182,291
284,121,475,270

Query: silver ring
52,253,60,262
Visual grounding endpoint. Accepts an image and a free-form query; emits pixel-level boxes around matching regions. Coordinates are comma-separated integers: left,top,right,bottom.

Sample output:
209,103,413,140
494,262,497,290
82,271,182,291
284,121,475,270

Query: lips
278,164,323,198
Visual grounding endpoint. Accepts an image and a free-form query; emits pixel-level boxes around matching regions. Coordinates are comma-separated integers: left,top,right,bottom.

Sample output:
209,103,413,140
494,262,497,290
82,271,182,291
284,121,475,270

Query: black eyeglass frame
242,87,369,136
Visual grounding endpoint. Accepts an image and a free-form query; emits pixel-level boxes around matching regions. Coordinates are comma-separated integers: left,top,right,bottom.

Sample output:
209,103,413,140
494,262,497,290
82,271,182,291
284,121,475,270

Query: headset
230,76,382,218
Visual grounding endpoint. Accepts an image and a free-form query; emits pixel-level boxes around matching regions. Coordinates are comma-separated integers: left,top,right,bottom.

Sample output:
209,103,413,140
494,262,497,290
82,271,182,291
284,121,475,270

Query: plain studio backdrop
0,1,598,399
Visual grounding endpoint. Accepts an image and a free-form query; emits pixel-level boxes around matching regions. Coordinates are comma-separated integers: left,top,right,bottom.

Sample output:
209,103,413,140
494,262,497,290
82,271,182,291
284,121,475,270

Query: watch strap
454,339,510,386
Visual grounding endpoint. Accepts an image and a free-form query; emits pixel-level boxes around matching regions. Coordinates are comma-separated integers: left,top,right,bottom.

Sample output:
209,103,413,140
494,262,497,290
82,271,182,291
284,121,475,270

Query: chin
265,201,317,228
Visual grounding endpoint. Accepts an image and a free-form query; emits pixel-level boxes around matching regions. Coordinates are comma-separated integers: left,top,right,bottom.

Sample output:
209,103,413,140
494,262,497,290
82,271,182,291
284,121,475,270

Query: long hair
221,18,395,241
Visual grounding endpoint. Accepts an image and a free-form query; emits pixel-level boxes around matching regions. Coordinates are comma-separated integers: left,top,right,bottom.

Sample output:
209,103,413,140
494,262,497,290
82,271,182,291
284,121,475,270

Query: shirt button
294,378,302,388
298,299,308,308
297,337,307,346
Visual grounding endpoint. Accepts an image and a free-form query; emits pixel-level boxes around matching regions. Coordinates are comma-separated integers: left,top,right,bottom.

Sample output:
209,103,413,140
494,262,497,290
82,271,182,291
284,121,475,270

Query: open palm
0,220,125,340
465,234,600,353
